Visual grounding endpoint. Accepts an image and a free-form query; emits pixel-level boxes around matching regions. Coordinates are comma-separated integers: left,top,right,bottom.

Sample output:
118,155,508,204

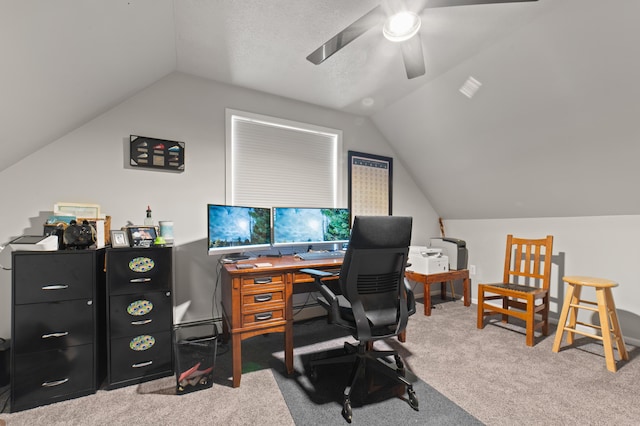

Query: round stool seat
563,276,617,288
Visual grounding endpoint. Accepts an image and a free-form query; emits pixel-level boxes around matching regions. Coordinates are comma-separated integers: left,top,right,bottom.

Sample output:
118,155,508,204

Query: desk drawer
13,252,94,304
242,307,285,328
12,345,94,411
241,273,285,291
109,331,172,384
107,248,171,295
13,300,94,353
109,292,173,338
242,289,285,311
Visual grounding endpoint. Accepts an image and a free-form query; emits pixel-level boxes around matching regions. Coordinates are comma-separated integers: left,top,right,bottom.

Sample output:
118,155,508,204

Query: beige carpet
1,299,639,425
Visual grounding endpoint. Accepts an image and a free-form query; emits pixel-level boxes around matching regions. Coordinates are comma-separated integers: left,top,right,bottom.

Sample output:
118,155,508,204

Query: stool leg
553,283,575,352
596,288,617,372
566,284,582,345
605,288,629,361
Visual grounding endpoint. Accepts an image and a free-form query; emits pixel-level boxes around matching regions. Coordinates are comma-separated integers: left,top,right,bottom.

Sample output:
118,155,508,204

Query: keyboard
297,251,345,260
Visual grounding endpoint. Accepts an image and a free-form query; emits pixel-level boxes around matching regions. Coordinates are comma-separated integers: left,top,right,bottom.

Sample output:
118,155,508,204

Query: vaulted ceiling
2,0,639,219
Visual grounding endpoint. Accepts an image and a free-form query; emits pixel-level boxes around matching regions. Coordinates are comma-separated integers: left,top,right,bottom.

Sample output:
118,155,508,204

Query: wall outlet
469,265,476,275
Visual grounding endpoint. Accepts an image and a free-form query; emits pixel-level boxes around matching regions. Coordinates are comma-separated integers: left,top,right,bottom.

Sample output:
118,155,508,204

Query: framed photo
348,151,393,220
125,226,157,248
110,230,130,248
54,202,101,219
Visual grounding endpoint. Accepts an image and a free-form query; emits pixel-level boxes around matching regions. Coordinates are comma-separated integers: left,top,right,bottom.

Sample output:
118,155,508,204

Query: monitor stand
223,253,251,262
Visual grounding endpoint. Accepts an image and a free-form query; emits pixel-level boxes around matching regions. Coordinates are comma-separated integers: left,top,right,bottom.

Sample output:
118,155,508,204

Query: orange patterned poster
348,151,392,219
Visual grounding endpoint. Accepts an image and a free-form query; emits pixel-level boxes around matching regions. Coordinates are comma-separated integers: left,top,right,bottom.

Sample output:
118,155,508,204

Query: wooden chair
477,235,554,346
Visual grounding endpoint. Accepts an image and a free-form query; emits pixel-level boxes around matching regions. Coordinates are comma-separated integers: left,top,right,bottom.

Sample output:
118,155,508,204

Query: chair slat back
502,234,554,289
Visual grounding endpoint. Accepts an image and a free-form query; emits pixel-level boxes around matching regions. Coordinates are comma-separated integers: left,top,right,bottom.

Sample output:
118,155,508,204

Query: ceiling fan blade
400,35,426,79
306,5,386,65
424,0,538,8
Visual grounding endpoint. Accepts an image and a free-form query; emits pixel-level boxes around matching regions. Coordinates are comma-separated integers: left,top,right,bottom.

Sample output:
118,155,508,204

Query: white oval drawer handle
41,284,69,290
42,332,69,339
132,361,153,368
42,378,69,387
129,278,152,283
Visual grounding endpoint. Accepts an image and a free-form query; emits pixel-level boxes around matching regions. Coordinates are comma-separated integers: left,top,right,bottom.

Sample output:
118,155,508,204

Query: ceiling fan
306,0,539,79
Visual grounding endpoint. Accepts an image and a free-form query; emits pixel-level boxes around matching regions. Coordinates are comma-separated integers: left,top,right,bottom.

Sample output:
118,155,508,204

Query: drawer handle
254,294,272,303
131,319,153,325
132,360,153,368
41,284,69,290
130,278,152,283
42,332,69,339
255,312,273,321
42,378,69,387
254,277,272,284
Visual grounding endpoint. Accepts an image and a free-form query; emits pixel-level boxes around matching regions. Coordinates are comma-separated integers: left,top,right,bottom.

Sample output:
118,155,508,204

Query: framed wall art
348,151,393,220
130,135,185,172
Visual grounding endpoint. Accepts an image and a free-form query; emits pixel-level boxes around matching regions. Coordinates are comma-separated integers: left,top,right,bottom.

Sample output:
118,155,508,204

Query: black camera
63,219,96,249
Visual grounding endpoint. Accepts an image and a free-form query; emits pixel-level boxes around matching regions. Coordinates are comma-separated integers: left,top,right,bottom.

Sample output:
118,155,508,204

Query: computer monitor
272,207,350,248
207,204,272,256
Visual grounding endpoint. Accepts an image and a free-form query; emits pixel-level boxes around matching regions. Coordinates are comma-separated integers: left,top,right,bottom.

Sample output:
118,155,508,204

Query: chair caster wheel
342,398,352,423
408,388,419,411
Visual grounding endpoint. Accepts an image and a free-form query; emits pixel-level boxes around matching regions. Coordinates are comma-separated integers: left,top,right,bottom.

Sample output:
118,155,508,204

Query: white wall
0,72,440,338
445,215,640,343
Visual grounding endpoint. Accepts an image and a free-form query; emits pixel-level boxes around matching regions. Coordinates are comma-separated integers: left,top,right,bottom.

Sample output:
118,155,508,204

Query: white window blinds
226,109,342,208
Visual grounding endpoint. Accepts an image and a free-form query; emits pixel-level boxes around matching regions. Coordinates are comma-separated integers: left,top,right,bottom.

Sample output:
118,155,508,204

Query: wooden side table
404,269,470,316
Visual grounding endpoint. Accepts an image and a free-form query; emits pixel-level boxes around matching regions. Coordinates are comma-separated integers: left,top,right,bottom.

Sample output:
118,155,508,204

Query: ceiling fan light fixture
383,11,421,42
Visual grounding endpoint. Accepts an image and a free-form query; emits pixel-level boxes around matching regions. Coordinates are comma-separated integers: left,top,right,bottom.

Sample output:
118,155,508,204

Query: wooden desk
220,255,409,387
404,269,471,316
220,255,342,387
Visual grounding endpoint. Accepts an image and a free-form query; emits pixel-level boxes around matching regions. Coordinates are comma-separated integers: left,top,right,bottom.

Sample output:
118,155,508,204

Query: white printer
428,237,468,270
407,246,448,275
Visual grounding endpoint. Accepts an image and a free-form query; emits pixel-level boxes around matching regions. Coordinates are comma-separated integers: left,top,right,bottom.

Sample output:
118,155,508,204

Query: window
226,109,343,208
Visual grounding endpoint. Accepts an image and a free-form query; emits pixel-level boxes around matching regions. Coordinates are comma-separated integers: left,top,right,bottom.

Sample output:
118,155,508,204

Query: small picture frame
110,230,130,248
126,226,157,248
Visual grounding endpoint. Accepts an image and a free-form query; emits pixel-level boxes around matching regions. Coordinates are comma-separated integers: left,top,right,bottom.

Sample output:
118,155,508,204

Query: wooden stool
552,276,629,372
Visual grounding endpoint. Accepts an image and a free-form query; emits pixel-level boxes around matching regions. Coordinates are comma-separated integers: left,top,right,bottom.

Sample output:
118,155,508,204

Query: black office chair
301,215,418,422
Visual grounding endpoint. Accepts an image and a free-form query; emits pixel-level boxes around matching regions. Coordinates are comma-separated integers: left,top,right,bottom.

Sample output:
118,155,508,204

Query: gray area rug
264,318,483,425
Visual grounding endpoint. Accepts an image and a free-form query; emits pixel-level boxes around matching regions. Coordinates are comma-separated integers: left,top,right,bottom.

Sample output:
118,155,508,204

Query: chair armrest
300,268,341,321
404,277,416,316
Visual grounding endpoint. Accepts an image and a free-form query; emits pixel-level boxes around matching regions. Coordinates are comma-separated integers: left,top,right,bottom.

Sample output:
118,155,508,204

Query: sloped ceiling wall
373,0,640,219
0,0,176,171
2,0,638,220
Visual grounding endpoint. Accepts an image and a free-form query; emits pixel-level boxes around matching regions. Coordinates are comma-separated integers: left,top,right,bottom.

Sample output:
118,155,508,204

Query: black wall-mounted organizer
130,135,185,172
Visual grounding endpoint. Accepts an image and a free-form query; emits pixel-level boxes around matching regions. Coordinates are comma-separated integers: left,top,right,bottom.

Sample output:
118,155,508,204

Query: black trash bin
0,337,9,387
174,320,217,395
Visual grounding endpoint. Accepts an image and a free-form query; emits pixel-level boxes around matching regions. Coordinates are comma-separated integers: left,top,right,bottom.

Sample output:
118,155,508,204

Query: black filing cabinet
10,249,105,412
104,247,173,389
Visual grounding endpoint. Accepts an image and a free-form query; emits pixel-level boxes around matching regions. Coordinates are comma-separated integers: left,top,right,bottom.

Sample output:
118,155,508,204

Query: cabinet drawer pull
41,332,69,339
255,312,273,321
130,278,152,283
254,277,272,284
42,378,69,387
131,319,153,325
254,294,272,303
41,284,69,290
132,360,153,368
